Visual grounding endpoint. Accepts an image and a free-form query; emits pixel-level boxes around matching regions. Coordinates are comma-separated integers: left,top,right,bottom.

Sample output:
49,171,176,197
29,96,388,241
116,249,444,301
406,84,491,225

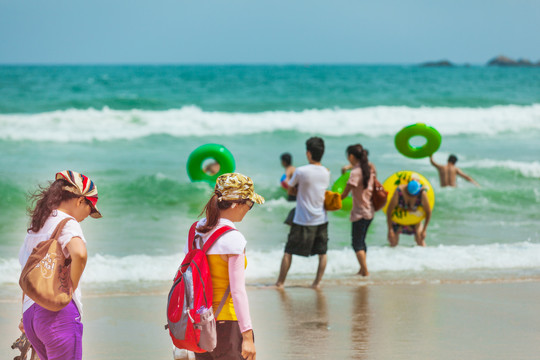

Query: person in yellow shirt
186,173,264,360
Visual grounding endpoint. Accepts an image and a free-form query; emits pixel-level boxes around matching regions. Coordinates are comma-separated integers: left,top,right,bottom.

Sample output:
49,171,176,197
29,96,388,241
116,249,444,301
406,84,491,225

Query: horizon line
0,61,489,67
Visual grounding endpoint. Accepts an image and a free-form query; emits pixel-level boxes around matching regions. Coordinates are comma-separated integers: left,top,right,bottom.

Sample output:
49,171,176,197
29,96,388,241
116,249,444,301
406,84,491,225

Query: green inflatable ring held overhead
394,123,442,159
186,144,236,185
331,171,352,212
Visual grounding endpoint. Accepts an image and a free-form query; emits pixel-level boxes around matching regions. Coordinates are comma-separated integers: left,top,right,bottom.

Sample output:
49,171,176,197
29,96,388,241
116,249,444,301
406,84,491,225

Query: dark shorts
352,218,372,252
195,321,246,360
284,207,296,226
285,222,329,257
392,222,418,235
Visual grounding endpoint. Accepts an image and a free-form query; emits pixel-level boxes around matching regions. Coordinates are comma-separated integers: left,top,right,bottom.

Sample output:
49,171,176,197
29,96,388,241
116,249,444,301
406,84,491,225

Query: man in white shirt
276,137,330,289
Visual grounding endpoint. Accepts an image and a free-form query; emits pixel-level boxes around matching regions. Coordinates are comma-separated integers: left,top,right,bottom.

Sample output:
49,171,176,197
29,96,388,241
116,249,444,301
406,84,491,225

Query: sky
0,0,539,65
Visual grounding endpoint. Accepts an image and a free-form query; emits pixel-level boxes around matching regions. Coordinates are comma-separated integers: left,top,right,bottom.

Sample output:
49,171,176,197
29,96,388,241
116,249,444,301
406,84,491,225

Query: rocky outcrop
420,60,454,67
417,56,539,67
517,58,534,66
487,55,539,67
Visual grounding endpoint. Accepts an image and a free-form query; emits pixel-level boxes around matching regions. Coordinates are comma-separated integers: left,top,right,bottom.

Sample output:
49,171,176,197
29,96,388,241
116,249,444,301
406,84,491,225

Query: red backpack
166,221,235,353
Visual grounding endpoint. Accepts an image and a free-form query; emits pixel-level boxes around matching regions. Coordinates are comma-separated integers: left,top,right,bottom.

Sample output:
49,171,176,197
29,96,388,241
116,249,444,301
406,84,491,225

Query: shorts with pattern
392,222,417,235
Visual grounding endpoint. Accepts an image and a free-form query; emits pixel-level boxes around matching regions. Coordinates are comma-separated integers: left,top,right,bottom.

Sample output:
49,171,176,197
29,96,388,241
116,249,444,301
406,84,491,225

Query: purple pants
23,300,83,360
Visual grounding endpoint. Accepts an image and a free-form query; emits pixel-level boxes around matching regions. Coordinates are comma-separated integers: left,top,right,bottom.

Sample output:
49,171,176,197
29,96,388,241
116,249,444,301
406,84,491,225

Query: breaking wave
1,104,540,142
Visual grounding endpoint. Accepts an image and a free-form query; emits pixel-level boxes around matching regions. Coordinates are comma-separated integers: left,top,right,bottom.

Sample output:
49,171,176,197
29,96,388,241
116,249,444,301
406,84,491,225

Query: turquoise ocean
1,65,539,295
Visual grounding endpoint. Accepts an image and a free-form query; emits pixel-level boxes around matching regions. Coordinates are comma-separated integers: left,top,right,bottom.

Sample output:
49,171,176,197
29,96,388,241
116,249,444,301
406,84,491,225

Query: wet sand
2,281,539,360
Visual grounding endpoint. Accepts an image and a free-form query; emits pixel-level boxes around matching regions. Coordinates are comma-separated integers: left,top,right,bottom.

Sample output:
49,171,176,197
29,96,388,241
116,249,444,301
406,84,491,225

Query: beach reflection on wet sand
2,281,539,359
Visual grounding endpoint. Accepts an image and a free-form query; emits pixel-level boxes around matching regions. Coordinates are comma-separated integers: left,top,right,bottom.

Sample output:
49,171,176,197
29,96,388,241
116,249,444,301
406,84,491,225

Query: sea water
0,65,539,294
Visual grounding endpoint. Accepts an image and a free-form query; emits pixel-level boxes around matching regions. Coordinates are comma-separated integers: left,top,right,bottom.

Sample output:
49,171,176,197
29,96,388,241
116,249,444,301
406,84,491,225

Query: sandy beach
2,280,539,360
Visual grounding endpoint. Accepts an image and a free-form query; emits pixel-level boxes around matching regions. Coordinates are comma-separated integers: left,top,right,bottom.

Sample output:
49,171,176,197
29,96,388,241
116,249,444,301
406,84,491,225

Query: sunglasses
85,198,97,213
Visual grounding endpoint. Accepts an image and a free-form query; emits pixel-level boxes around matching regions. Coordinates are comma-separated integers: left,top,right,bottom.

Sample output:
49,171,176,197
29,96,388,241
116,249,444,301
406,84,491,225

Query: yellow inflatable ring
381,170,435,225
395,123,441,159
186,144,235,185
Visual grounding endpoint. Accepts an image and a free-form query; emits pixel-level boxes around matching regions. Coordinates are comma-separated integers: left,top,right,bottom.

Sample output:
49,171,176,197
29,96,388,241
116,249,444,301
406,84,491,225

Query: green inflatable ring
395,123,441,159
186,144,236,185
331,171,352,212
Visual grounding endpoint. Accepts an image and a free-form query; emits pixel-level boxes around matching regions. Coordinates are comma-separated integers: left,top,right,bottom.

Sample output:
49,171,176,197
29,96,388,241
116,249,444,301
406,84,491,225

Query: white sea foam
1,242,539,285
261,197,296,210
1,104,540,142
465,159,540,178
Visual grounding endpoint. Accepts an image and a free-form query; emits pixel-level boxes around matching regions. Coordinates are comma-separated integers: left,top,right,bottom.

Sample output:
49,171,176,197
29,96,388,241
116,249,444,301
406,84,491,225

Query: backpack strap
202,226,235,254
187,221,235,253
188,221,198,252
187,221,236,318
214,286,230,318
50,218,75,240
208,227,236,318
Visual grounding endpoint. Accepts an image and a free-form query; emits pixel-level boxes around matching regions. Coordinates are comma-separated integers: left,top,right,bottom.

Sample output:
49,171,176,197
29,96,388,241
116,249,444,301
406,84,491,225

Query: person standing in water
430,154,479,187
340,144,376,277
276,137,330,289
386,179,431,247
280,152,297,225
280,153,296,191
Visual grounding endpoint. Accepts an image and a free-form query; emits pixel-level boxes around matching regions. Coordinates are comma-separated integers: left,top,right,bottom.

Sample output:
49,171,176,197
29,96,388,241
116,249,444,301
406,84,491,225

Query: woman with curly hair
19,170,101,360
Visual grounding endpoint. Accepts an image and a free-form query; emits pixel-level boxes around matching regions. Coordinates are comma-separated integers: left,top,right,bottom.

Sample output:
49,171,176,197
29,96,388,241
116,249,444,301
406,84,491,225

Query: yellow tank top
206,254,247,321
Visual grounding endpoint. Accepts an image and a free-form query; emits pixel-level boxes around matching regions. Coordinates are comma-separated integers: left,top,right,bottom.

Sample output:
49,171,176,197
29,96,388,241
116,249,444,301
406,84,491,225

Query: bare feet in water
357,268,369,277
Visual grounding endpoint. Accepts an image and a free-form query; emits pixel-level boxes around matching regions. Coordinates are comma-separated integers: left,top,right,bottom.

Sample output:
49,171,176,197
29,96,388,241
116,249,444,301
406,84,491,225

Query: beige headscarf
214,173,265,204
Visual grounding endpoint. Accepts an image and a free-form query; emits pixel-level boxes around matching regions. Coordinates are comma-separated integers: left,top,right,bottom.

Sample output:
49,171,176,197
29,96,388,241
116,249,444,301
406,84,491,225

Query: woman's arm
19,292,25,333
66,237,87,290
421,192,431,231
228,253,256,360
386,192,398,230
341,164,353,174
341,184,353,199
